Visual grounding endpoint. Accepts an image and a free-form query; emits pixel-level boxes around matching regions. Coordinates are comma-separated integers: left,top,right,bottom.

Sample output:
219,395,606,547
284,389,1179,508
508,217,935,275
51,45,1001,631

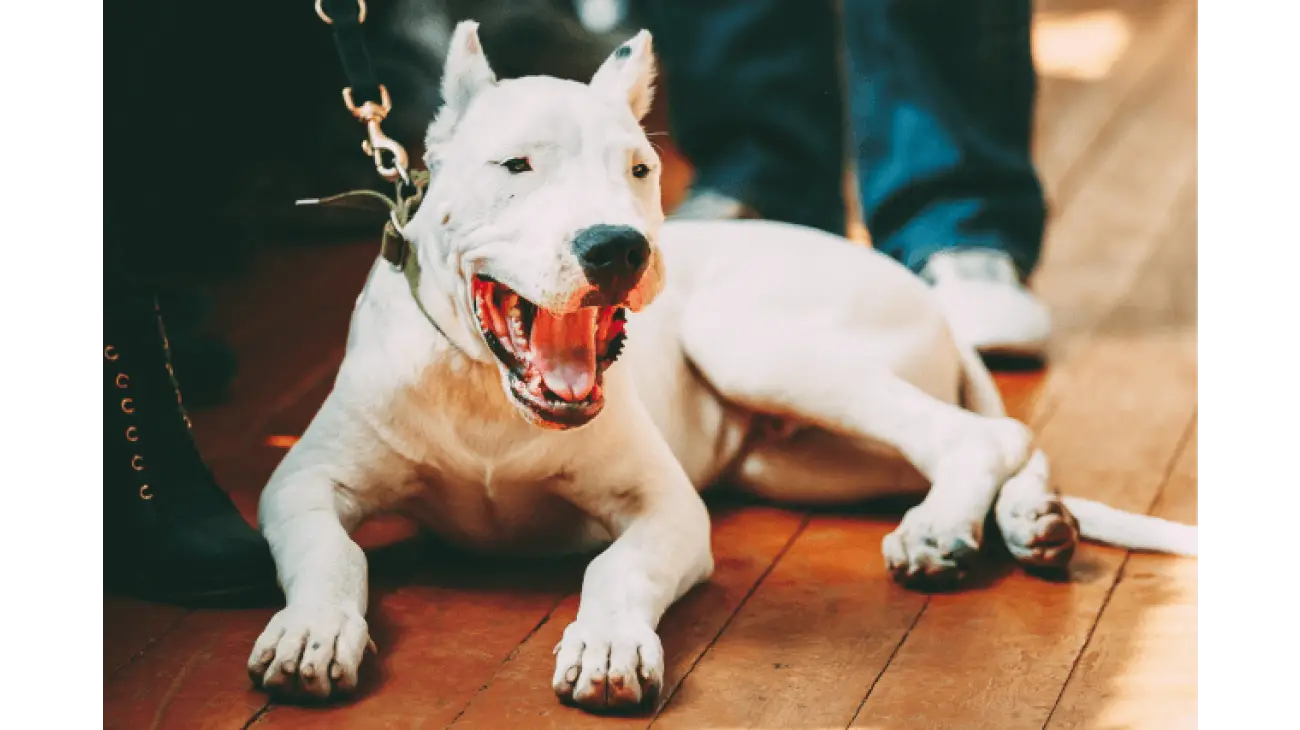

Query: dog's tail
956,340,1006,418
1063,496,1198,556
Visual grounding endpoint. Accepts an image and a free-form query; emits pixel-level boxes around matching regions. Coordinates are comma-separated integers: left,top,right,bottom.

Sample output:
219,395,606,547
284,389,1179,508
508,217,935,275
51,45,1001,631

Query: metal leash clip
343,85,410,184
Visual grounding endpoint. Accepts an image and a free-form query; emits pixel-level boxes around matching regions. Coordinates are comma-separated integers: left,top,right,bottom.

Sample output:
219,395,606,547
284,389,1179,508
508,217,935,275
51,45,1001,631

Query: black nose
572,224,651,301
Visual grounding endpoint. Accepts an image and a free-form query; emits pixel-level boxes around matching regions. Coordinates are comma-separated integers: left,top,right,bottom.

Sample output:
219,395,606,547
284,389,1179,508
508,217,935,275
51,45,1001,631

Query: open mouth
472,275,627,429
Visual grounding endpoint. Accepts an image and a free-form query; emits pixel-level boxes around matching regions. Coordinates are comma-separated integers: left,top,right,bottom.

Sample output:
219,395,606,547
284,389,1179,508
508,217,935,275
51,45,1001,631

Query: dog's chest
400,434,609,554
406,469,606,555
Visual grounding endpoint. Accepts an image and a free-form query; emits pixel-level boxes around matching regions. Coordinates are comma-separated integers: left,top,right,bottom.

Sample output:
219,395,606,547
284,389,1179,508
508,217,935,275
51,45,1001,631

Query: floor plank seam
1144,411,1197,518
147,644,210,730
1040,408,1197,728
1043,165,1198,376
445,593,569,727
645,512,813,727
240,699,273,730
842,597,932,729
1034,143,1198,406
107,608,191,678
1042,553,1129,730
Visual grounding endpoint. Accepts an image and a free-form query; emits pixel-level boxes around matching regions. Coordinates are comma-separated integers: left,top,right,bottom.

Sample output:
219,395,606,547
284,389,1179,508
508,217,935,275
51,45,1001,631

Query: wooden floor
104,1,1198,727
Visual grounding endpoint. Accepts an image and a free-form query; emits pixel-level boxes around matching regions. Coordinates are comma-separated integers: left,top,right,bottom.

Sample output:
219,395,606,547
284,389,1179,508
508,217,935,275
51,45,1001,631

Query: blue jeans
642,0,1047,277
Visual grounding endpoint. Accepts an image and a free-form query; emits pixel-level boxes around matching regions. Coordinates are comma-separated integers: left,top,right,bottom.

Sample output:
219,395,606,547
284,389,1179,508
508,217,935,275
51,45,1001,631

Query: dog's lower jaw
500,366,606,430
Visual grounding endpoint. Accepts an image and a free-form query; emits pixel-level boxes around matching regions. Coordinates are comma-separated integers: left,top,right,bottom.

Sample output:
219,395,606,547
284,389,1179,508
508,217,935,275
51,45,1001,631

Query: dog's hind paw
552,617,663,713
247,604,371,700
882,506,981,589
997,493,1079,572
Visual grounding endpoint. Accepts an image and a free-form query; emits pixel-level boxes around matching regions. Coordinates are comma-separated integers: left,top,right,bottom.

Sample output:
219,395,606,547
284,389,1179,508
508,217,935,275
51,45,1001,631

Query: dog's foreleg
683,315,1031,588
549,405,713,712
246,411,378,699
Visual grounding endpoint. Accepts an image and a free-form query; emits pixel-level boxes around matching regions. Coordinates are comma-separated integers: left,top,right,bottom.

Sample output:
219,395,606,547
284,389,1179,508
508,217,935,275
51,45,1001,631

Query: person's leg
843,0,1052,358
98,0,276,602
640,0,847,235
105,247,278,605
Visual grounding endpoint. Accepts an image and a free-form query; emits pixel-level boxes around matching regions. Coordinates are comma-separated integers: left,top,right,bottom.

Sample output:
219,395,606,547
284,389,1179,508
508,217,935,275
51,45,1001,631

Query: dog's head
410,20,665,430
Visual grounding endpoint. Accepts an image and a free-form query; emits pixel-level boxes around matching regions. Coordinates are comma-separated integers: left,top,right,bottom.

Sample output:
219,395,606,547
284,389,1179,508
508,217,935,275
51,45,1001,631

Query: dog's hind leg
681,315,1031,588
735,426,933,506
993,449,1080,572
246,399,390,700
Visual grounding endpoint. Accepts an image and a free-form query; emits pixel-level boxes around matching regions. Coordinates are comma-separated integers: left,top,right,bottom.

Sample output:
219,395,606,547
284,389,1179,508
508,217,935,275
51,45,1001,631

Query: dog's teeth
508,304,528,353
479,290,509,340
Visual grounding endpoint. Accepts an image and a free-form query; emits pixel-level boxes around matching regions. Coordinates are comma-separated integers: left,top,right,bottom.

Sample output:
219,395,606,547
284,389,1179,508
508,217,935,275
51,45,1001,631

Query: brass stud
183,415,193,429
165,362,174,376
115,373,129,388
125,426,139,442
131,455,145,471
104,346,119,361
139,484,153,500
121,398,135,414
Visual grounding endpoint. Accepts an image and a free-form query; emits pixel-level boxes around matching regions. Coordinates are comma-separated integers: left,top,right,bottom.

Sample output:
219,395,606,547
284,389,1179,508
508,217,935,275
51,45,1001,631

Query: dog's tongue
529,308,598,401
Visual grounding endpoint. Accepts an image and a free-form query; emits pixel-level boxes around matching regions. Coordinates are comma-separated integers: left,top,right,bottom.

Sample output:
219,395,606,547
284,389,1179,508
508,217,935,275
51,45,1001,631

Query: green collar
385,211,468,355
299,172,465,353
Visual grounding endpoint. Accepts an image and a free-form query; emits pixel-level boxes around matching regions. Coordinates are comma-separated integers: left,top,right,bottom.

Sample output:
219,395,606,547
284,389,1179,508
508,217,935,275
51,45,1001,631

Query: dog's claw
552,618,663,713
883,507,982,589
248,604,370,700
999,495,1079,571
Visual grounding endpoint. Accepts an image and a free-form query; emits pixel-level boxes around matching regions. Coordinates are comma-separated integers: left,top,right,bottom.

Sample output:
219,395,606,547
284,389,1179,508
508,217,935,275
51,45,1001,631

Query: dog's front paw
552,616,663,713
997,493,1079,572
247,604,371,700
883,506,981,589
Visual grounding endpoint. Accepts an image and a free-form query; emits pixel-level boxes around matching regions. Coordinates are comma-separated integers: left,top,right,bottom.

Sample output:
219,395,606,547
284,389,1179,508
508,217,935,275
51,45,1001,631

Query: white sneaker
921,249,1052,359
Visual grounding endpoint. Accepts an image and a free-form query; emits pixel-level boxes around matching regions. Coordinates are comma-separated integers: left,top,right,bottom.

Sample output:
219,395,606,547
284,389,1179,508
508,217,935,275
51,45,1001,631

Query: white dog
248,22,1197,712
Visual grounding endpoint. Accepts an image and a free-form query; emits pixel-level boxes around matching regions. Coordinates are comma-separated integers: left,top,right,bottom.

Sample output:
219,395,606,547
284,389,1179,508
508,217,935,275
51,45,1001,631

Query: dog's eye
500,157,533,174
631,163,652,179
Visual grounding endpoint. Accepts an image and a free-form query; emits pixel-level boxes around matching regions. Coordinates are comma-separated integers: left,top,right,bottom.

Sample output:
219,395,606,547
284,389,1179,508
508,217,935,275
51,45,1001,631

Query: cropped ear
589,30,656,121
425,20,498,154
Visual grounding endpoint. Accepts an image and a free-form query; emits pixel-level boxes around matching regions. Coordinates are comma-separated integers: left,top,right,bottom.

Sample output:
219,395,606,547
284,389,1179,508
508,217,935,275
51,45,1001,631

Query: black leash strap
315,0,410,183
317,0,381,105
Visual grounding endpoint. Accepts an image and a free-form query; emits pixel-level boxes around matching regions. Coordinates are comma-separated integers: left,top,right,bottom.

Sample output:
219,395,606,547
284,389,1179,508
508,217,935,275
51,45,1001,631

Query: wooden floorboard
104,1,1198,726
103,597,189,678
1033,0,1196,208
104,609,275,730
446,505,805,730
254,550,578,729
649,516,926,730
1045,419,1197,730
